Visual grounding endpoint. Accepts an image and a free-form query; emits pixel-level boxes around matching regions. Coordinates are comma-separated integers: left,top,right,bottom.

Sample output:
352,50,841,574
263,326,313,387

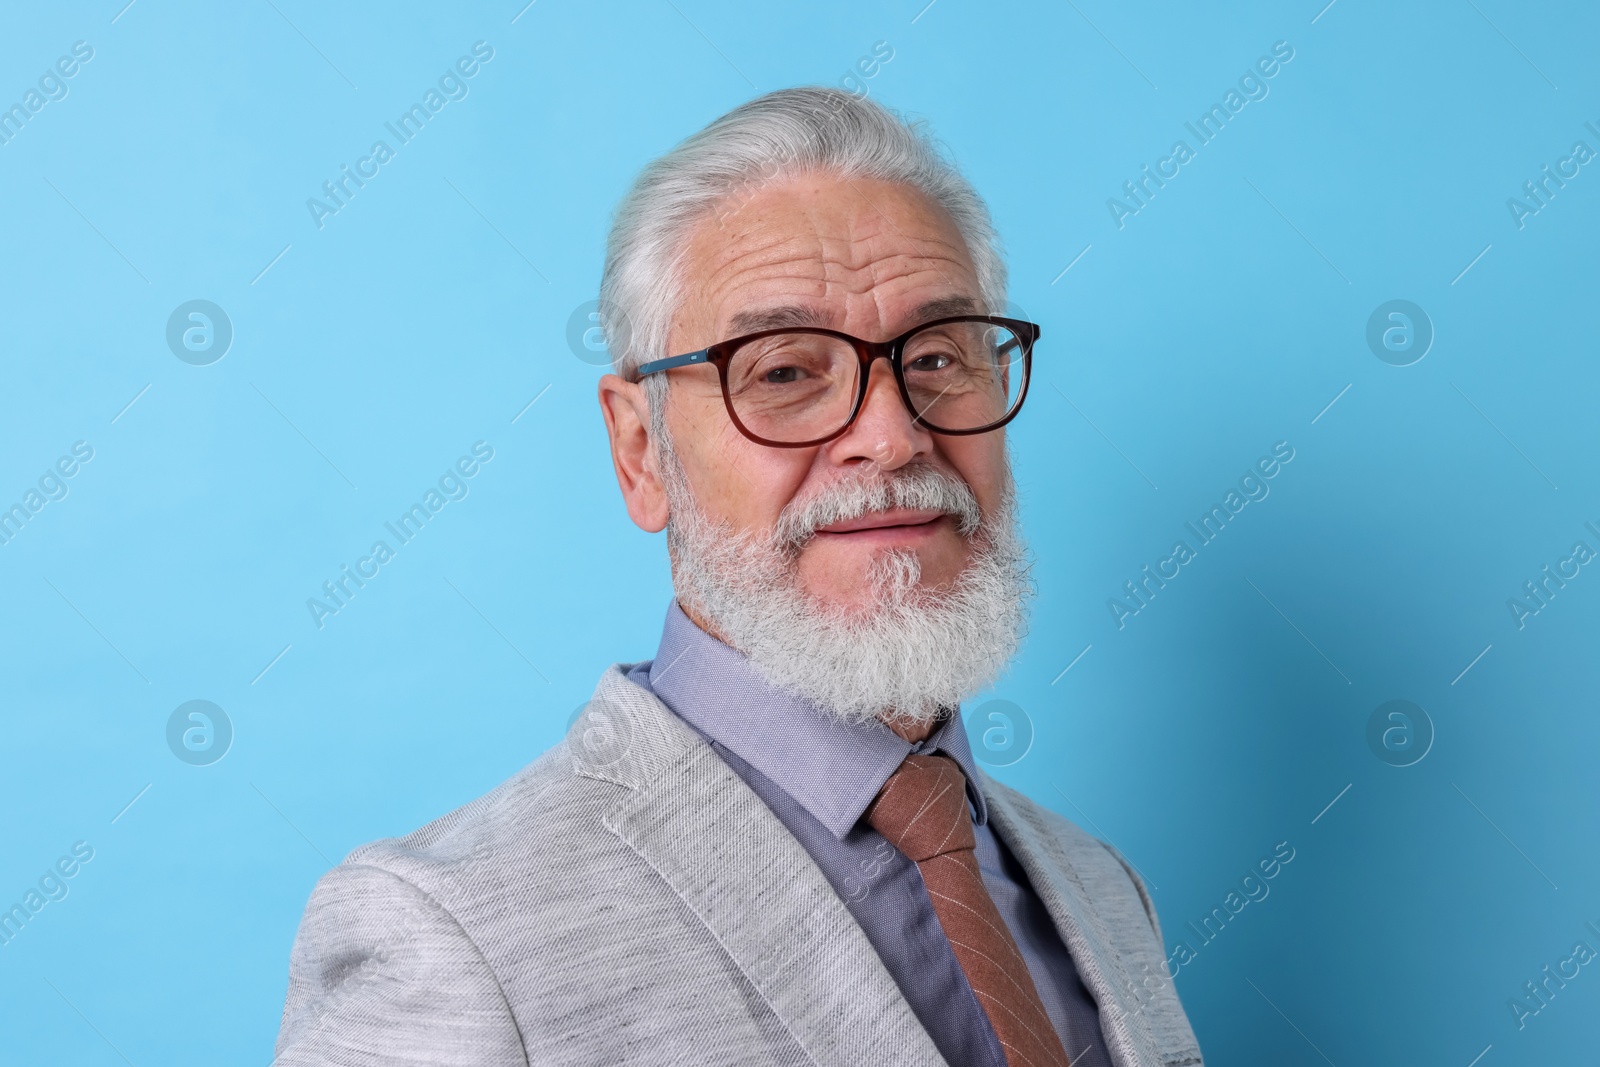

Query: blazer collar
572,663,952,1067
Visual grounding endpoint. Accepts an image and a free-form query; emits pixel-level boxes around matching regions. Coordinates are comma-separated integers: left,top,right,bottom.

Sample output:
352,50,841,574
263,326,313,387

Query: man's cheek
940,441,1006,524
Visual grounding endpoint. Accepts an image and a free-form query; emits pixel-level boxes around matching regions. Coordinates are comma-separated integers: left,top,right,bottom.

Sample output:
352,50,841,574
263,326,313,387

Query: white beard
659,446,1034,730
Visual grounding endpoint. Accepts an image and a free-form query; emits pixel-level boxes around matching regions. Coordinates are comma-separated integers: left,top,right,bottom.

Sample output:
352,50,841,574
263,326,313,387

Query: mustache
773,464,983,547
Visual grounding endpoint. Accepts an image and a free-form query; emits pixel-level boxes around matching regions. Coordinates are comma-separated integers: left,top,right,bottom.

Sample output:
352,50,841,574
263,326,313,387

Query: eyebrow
724,295,980,338
904,295,980,323
726,304,830,335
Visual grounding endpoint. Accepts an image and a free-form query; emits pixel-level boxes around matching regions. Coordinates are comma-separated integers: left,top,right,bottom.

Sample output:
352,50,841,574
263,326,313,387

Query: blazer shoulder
341,661,663,881
327,668,673,913
275,860,528,1065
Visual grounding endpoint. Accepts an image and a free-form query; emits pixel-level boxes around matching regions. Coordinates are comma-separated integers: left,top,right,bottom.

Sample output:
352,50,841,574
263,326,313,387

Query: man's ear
598,373,670,533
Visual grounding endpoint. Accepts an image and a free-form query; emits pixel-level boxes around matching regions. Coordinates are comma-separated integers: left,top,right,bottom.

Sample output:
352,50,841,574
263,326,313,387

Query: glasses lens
725,331,860,443
902,319,1026,431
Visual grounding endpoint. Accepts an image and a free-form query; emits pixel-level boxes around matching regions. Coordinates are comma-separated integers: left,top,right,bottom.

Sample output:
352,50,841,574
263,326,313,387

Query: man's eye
907,352,953,372
762,365,803,383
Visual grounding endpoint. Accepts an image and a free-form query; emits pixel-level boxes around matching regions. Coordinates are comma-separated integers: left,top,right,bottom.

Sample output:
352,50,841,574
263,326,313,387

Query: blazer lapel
980,777,1174,1067
576,666,950,1067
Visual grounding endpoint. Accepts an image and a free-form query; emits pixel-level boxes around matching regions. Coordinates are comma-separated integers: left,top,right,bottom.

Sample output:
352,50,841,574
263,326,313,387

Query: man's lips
815,508,947,535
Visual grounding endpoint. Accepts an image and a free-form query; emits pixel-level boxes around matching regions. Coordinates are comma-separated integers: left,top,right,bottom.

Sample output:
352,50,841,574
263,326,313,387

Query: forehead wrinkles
694,214,977,318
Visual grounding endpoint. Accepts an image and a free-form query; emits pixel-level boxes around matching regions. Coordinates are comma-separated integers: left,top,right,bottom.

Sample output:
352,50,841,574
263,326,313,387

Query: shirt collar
643,599,989,840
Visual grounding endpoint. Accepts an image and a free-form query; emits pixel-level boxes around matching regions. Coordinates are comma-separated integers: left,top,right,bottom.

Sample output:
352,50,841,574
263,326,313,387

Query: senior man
273,88,1202,1067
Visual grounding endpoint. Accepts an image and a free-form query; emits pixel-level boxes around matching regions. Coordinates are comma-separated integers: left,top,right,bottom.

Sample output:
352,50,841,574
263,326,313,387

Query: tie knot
865,753,975,862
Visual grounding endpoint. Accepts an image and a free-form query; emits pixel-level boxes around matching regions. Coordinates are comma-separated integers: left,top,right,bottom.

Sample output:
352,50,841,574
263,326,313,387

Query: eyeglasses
634,315,1038,448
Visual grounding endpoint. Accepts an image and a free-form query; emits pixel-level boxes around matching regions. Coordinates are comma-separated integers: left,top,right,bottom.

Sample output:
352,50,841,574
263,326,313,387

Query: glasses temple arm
636,350,709,377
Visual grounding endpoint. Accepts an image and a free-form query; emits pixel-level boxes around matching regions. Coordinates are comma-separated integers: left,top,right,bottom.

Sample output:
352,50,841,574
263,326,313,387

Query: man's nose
825,357,931,470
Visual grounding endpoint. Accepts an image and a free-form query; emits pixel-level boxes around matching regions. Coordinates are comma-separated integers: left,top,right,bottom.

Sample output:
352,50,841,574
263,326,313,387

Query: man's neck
676,597,730,647
881,714,938,746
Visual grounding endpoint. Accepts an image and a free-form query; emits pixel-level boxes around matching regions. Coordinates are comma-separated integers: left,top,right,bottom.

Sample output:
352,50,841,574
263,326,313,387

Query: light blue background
2,1,1596,1063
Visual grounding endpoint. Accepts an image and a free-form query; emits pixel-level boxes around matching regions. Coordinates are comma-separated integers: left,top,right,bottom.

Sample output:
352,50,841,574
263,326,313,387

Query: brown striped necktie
866,752,1075,1067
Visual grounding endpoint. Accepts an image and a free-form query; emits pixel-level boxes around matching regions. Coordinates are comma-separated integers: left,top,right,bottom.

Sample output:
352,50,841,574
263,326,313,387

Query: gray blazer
272,665,1204,1066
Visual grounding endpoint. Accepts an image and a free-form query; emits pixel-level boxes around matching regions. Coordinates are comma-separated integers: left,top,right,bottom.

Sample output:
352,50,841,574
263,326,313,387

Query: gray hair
596,86,1009,437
